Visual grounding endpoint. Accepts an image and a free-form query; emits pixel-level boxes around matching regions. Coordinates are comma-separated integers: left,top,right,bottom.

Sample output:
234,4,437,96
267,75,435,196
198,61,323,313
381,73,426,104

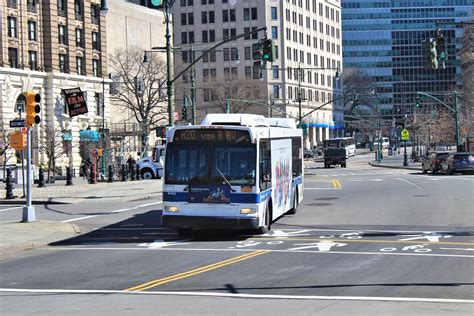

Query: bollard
90,164,97,184
108,165,114,183
5,169,14,199
136,164,141,180
66,166,73,186
121,164,127,182
38,167,45,188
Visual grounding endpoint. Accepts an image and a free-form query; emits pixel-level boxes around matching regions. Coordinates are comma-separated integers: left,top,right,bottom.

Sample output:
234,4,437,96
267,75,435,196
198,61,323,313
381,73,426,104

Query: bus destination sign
173,129,251,144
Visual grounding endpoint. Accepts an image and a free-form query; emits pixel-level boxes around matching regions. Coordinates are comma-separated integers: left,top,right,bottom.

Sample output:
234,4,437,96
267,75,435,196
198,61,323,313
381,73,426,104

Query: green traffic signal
261,39,275,62
415,97,421,108
436,36,447,61
150,0,165,7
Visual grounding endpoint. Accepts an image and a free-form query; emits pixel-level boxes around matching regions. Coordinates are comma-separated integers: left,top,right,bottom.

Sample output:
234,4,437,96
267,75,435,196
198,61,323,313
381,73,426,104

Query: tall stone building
172,0,344,148
0,0,109,174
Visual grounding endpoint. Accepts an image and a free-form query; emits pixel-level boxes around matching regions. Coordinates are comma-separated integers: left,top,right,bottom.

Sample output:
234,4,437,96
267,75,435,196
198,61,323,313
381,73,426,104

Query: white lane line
0,206,22,212
440,247,474,252
393,178,423,190
45,247,474,259
0,288,472,304
62,201,162,223
304,188,341,190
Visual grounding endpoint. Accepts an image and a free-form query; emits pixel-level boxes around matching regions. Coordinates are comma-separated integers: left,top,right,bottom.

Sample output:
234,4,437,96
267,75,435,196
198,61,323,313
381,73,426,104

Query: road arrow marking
287,241,347,252
138,239,190,249
400,233,452,243
263,229,311,238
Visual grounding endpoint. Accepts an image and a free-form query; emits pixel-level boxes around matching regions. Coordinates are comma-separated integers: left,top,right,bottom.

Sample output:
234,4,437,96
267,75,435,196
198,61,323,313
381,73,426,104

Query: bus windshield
165,143,256,186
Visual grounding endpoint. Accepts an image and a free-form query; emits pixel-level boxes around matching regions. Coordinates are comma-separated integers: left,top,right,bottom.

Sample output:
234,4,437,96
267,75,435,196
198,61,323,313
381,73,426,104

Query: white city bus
324,137,356,158
162,114,303,236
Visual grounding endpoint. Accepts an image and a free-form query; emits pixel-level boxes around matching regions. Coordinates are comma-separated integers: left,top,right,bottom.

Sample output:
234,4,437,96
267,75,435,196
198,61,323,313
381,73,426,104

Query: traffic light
415,97,421,108
422,40,432,69
261,39,275,62
24,91,41,127
352,97,359,110
155,126,166,138
150,0,166,7
436,35,447,60
182,95,188,121
252,41,262,61
430,39,438,69
134,76,144,96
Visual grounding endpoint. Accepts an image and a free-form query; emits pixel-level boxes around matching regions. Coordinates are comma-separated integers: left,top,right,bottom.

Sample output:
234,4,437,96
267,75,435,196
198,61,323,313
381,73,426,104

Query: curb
369,161,422,171
0,222,81,259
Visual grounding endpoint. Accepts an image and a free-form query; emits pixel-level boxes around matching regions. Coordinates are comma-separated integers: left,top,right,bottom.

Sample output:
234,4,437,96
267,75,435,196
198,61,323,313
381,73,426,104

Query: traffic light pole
22,127,35,222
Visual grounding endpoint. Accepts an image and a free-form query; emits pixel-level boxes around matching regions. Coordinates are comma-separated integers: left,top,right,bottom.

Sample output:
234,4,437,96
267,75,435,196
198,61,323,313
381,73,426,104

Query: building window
273,85,280,99
271,26,278,39
188,32,195,43
209,11,214,23
8,48,18,68
57,0,66,16
243,8,250,21
59,54,67,72
271,7,277,20
92,31,100,50
188,12,194,25
92,59,100,77
251,7,257,20
29,51,37,71
75,0,83,20
7,0,17,9
95,93,102,116
76,28,83,48
222,10,228,22
181,32,187,44
229,9,235,21
76,56,83,75
244,46,251,60
59,25,67,45
201,11,207,23
8,17,17,38
28,21,37,41
245,66,251,78
202,30,208,42
272,66,279,79
209,30,215,42
91,4,99,24
27,0,36,12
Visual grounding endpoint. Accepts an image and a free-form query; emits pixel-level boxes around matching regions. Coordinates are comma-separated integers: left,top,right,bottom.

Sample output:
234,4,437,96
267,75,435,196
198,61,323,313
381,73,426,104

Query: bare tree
0,128,16,179
38,127,65,182
109,47,168,153
460,23,474,135
342,68,376,113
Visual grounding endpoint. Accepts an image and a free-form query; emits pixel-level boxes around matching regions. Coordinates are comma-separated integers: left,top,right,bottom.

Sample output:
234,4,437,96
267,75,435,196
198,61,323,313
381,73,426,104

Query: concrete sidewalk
0,221,81,259
369,147,422,171
1,177,163,204
0,178,164,259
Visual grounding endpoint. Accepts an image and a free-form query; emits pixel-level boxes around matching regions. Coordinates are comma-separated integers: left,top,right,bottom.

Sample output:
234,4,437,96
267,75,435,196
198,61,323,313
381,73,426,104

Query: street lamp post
163,0,175,126
100,0,108,178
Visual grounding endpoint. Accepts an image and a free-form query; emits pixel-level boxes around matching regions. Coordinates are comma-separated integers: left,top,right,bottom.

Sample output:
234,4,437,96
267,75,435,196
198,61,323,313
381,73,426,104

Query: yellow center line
249,237,474,246
331,179,342,188
125,250,269,292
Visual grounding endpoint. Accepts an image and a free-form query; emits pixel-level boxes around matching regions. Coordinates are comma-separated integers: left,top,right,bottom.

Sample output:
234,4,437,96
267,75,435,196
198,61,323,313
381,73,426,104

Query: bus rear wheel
256,203,271,234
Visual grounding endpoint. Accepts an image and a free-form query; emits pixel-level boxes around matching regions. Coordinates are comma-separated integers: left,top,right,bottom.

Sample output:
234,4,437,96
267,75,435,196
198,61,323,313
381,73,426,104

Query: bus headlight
240,208,256,214
165,206,180,213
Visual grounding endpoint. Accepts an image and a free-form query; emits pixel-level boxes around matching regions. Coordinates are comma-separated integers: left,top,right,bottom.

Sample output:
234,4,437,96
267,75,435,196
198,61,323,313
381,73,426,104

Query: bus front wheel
256,203,271,234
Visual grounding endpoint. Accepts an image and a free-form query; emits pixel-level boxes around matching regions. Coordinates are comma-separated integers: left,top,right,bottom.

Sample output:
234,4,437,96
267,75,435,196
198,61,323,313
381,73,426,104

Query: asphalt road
1,155,473,315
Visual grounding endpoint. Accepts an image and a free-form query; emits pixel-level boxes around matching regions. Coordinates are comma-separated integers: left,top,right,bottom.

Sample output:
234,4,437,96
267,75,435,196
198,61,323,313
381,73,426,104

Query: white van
374,137,390,149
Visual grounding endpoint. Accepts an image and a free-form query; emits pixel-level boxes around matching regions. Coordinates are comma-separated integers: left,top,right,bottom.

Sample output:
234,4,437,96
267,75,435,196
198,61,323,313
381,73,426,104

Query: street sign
401,128,410,141
9,119,26,128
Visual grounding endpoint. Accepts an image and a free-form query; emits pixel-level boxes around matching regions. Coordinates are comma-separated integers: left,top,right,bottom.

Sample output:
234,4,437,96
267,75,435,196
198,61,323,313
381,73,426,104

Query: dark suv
442,152,474,175
422,151,450,174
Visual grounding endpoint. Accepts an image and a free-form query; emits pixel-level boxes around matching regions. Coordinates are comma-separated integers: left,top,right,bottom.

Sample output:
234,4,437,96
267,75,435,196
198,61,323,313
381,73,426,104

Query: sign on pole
10,119,26,128
401,128,410,141
62,88,88,118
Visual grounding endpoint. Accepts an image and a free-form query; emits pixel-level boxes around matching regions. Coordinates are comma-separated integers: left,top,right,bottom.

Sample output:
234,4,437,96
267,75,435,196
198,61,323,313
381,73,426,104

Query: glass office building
342,0,473,117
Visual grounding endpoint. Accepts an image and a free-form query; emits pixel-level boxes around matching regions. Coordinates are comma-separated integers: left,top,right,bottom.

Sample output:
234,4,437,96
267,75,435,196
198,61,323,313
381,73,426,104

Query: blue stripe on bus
164,189,272,203
293,176,303,186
